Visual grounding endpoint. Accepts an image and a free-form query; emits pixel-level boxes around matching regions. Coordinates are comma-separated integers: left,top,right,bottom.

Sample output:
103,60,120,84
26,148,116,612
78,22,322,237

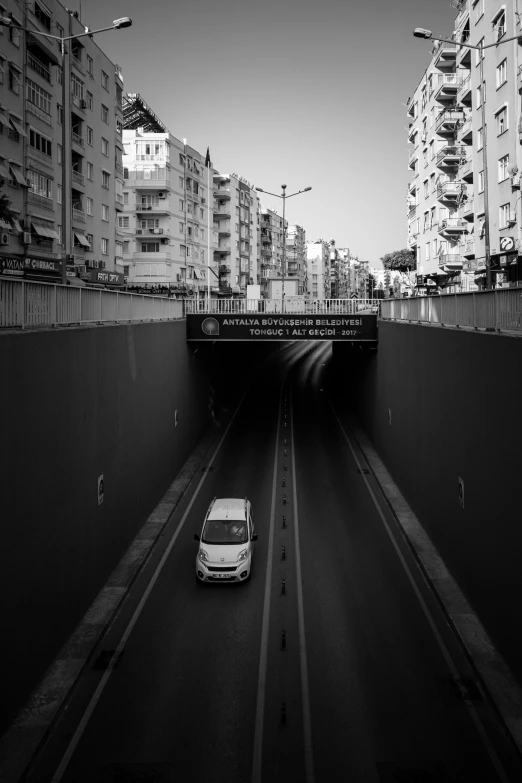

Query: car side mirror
252,533,258,541
194,533,200,541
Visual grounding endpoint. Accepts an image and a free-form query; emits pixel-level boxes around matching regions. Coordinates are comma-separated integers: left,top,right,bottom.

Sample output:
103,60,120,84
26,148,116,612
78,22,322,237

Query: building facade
305,239,330,299
286,224,307,295
407,0,522,294
259,206,286,298
0,0,124,287
213,172,259,296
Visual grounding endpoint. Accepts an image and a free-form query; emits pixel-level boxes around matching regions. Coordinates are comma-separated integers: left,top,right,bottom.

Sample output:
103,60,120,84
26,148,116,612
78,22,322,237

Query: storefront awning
9,116,27,138
9,164,28,187
74,232,91,248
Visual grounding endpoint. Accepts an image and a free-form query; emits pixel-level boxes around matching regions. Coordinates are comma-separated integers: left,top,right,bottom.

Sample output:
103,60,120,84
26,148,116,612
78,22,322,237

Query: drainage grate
100,763,175,782
376,761,445,782
92,649,124,670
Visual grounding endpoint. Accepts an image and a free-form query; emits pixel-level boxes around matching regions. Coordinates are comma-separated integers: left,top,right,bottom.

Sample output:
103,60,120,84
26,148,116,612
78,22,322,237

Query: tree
0,179,17,227
380,248,416,273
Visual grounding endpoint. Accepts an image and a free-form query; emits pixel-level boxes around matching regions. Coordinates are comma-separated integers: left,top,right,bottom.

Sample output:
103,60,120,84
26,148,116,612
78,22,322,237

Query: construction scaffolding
122,93,169,133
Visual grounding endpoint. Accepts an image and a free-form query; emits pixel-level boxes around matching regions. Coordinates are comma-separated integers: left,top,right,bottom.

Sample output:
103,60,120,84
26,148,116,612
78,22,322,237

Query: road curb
0,419,226,783
347,416,522,756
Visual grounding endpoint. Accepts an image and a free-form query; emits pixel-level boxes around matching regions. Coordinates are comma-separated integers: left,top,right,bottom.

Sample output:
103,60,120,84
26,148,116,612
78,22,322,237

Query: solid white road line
290,391,315,783
328,401,510,783
50,393,248,783
251,384,283,783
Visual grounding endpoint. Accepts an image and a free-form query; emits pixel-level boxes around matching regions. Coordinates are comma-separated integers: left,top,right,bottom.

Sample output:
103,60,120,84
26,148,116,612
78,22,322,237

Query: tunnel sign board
186,313,377,341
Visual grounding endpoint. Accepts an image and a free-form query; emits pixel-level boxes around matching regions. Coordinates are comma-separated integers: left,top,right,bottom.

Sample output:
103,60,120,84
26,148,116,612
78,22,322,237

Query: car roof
207,498,248,521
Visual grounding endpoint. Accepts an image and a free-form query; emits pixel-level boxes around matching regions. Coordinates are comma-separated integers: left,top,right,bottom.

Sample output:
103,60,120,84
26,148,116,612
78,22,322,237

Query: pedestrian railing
381,288,522,333
183,298,382,315
0,278,183,330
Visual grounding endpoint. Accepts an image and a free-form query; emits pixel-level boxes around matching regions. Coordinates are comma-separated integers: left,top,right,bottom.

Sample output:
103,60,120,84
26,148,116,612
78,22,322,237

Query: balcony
27,52,52,84
72,208,86,223
408,205,417,219
433,41,458,69
435,109,464,135
456,45,472,69
215,188,231,199
438,217,468,235
458,197,474,220
407,124,418,144
438,253,463,271
432,73,462,102
407,97,416,118
215,246,231,254
115,162,124,175
408,146,419,170
137,203,169,213
437,181,465,201
71,131,85,148
456,74,472,107
436,145,467,168
458,116,472,144
458,156,473,182
72,170,85,187
214,206,231,219
71,54,85,76
71,94,86,112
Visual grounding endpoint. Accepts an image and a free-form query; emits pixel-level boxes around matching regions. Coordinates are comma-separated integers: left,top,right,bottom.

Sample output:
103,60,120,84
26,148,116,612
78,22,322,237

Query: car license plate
215,573,230,579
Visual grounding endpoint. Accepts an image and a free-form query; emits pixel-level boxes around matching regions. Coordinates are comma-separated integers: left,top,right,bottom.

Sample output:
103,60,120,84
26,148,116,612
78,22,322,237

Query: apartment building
0,0,124,287
259,206,286,298
121,99,216,296
305,239,330,299
213,172,259,296
286,224,307,295
407,0,522,293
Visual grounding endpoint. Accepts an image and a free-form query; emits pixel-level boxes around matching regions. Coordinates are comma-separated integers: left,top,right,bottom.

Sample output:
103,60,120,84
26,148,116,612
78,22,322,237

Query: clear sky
80,0,457,267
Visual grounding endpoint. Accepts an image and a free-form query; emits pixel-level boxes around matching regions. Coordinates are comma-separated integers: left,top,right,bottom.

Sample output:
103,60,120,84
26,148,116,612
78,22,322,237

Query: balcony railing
438,254,463,269
27,52,52,83
437,181,464,199
72,170,85,186
71,131,84,147
72,208,86,223
435,109,464,133
437,146,467,166
433,73,462,99
439,217,468,232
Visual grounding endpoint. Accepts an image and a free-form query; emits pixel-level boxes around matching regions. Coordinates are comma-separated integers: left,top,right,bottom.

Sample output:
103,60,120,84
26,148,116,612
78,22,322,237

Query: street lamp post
412,27,520,291
0,15,132,285
255,184,311,311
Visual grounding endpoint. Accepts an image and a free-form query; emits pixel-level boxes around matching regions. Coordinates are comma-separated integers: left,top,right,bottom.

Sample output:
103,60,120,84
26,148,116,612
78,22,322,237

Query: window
102,171,110,189
34,3,51,30
29,129,52,157
70,72,84,101
425,242,430,261
432,238,437,258
478,170,484,193
86,126,93,145
499,203,511,228
57,184,62,204
0,5,5,38
235,223,239,233
123,192,129,204
57,144,62,164
56,23,64,39
475,38,484,65
86,162,93,180
200,229,204,240
26,78,52,113
496,60,507,89
116,241,123,258
123,241,130,254
430,173,436,192
9,17,21,47
496,106,507,135
423,179,429,199
0,54,6,85
8,64,22,95
101,104,109,123
473,0,484,23
118,216,130,228
493,10,506,42
430,206,437,227
141,242,160,252
200,208,204,219
86,91,93,110
27,170,52,199
101,138,109,156
85,234,93,248
429,140,434,160
423,212,430,232
179,199,184,210
87,55,93,76
477,127,483,150
101,237,109,254
101,204,109,221
86,197,93,215
422,148,428,167
179,176,184,188
57,104,63,124
101,70,109,90
498,155,509,182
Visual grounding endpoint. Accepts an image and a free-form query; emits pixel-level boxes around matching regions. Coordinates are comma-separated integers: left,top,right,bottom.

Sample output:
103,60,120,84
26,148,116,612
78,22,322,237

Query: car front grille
207,566,237,572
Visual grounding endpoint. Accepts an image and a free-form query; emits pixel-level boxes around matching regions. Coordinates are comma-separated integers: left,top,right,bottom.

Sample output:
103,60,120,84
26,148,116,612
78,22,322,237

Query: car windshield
202,519,248,544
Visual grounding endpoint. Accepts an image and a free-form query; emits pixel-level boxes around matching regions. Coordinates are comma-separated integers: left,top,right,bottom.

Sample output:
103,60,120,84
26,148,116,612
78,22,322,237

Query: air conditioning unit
1,233,9,245
26,177,31,187
201,198,206,204
157,228,163,234
511,175,520,189
507,212,517,225
137,229,143,234
22,232,32,244
76,264,86,274
176,273,182,281
158,192,165,199
80,99,88,109
100,261,106,268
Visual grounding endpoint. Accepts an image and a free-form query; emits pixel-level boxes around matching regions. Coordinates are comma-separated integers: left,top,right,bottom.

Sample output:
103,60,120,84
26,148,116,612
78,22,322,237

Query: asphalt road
25,341,522,783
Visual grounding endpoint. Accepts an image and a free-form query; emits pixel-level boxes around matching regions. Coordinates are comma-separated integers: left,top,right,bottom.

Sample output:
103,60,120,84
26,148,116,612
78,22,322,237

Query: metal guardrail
0,279,183,330
381,288,522,333
184,299,382,315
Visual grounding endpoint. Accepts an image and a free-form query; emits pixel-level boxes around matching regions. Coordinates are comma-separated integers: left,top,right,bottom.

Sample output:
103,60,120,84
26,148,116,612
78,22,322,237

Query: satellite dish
508,163,518,176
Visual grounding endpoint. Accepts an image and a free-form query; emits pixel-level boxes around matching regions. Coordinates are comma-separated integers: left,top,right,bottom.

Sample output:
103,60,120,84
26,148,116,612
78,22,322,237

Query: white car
195,497,257,583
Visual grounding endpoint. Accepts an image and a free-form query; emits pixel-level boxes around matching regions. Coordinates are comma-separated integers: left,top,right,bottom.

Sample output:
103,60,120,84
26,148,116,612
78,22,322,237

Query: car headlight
198,549,209,562
237,549,248,562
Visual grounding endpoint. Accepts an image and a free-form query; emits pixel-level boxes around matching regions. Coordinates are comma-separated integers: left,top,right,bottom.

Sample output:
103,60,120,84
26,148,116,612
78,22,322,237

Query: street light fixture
255,184,311,311
412,26,520,290
0,14,132,285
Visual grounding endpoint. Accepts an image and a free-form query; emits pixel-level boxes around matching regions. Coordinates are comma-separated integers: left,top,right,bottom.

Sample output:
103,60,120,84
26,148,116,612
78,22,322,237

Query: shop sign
24,257,62,275
84,270,124,286
476,259,486,271
499,236,515,252
0,256,24,276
